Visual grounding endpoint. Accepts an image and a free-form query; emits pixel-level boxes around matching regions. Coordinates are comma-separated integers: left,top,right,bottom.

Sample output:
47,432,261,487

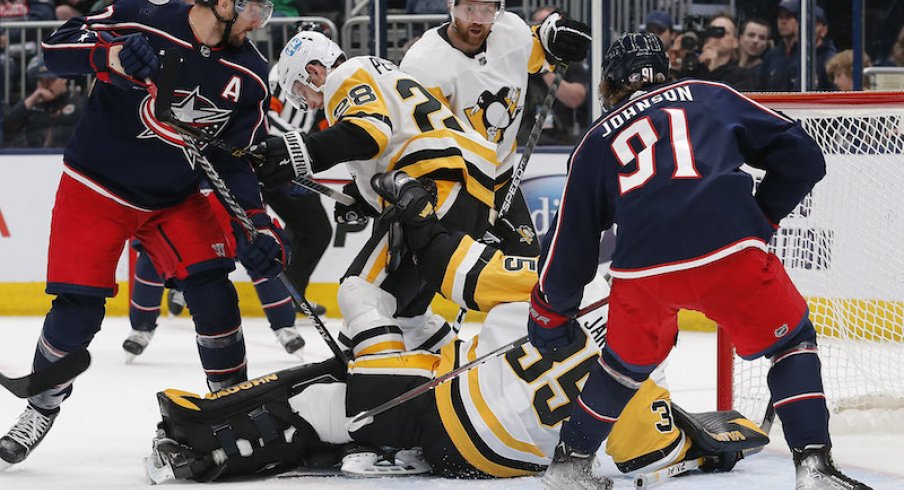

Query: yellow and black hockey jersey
428,234,692,477
400,12,550,183
320,56,499,212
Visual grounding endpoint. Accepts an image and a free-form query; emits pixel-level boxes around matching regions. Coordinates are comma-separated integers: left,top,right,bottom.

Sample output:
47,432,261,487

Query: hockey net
717,92,904,432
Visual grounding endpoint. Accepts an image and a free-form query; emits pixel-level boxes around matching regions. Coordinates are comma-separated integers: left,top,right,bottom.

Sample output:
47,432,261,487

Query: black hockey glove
528,284,579,354
371,171,442,251
539,13,592,62
232,211,291,280
334,182,379,225
252,132,314,189
92,32,159,91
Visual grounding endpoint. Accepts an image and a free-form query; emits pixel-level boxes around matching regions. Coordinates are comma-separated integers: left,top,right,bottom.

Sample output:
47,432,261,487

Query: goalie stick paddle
452,61,569,333
151,50,355,206
346,296,609,432
152,51,349,366
0,348,91,399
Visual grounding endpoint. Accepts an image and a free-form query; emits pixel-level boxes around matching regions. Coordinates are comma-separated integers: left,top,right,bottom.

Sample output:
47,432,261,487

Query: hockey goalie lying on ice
144,172,768,484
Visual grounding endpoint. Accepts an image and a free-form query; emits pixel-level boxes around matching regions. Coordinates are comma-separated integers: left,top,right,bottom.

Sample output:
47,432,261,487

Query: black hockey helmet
602,32,669,88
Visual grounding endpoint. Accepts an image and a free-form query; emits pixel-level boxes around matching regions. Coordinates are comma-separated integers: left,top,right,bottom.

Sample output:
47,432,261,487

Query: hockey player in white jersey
253,31,503,363
400,0,591,255
144,172,768,484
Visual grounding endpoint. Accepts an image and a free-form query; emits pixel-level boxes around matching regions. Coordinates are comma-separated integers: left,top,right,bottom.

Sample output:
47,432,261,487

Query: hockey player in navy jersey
0,0,285,471
527,32,871,489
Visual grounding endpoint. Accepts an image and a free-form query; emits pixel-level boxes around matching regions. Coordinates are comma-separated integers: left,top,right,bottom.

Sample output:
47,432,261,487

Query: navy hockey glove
334,182,379,225
528,284,579,354
538,13,592,62
252,132,314,189
91,32,159,91
233,212,291,280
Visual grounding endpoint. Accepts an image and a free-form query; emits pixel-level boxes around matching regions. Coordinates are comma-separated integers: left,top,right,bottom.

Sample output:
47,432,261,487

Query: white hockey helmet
449,0,505,24
277,31,345,110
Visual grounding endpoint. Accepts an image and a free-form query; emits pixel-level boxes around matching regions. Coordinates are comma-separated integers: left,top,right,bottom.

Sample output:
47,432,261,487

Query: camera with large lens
674,15,726,77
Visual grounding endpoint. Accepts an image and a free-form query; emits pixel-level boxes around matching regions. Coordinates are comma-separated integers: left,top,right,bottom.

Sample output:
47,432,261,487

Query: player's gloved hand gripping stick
151,50,348,366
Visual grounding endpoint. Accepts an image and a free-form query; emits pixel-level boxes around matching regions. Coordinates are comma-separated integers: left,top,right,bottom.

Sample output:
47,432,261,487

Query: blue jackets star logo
138,87,232,167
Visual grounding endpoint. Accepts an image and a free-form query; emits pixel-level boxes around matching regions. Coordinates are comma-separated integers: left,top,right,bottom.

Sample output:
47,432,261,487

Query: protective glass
235,0,273,27
451,0,503,24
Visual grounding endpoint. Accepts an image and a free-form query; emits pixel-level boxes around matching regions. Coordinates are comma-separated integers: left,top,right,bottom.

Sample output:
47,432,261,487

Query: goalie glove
91,32,159,91
539,13,592,62
232,211,291,280
253,132,314,189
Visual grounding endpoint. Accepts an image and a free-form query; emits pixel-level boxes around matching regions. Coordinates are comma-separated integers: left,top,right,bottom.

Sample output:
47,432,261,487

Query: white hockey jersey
321,56,499,211
400,12,550,182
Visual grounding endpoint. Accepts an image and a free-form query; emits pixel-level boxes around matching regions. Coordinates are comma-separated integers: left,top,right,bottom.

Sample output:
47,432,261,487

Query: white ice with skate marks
0,317,902,489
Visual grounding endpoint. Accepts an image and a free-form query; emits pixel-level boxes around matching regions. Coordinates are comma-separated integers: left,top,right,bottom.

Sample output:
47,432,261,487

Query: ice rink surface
1,315,902,489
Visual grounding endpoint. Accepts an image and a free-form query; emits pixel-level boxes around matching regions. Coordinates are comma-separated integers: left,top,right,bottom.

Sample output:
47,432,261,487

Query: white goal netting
726,93,904,432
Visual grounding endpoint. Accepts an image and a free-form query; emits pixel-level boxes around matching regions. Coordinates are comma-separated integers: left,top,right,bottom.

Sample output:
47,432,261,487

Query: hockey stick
152,50,348,366
451,62,569,332
0,348,91,399
347,296,608,432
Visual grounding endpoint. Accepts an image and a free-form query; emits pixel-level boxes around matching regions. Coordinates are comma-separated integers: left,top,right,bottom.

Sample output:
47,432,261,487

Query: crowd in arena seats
1,0,903,149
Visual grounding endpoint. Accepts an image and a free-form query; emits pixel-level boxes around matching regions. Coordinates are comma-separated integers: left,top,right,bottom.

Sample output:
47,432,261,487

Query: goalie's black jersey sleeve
538,80,825,316
41,0,270,212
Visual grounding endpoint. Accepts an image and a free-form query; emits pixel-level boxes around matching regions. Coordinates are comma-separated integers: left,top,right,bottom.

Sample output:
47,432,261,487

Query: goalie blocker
146,355,768,483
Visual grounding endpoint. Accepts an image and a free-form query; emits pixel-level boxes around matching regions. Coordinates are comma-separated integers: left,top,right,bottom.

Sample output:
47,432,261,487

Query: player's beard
451,18,490,52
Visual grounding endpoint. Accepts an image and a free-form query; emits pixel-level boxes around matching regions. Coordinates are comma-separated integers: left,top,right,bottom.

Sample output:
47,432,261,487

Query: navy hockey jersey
538,80,825,315
41,0,270,211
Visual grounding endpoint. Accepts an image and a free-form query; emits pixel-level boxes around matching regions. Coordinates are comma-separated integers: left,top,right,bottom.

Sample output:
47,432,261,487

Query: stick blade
0,348,91,399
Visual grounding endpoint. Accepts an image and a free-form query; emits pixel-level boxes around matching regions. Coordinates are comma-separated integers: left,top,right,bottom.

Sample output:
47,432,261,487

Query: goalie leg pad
155,359,345,480
766,321,831,450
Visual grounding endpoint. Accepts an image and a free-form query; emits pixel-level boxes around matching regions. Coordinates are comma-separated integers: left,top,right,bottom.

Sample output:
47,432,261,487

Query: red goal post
716,91,904,428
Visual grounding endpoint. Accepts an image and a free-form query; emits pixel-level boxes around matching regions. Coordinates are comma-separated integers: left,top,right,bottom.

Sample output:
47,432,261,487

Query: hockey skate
340,446,431,477
166,289,186,316
542,442,613,490
145,431,223,484
123,329,155,363
0,405,58,470
794,445,872,489
274,325,306,357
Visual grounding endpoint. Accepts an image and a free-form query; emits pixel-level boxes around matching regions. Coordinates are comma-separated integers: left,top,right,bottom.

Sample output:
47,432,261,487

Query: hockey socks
130,252,164,331
181,271,247,388
250,273,296,331
766,320,830,450
560,349,648,454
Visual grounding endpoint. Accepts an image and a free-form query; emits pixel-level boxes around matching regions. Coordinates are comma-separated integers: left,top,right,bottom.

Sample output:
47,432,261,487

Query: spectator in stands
698,13,757,91
737,17,770,71
813,6,837,91
517,5,589,146
878,24,904,67
642,10,674,48
2,0,56,103
2,56,85,148
826,50,872,91
760,0,801,91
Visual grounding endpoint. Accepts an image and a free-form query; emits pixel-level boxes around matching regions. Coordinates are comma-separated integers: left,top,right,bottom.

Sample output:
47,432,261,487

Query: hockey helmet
449,0,505,24
277,30,345,110
602,32,669,88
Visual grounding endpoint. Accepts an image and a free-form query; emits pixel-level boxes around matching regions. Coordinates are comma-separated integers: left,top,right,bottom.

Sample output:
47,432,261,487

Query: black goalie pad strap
672,403,769,455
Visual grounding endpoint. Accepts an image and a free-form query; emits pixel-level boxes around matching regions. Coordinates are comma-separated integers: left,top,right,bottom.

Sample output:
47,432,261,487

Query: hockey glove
528,284,579,354
539,13,592,62
253,132,314,189
233,212,291,280
334,182,379,225
372,171,442,251
91,32,159,91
